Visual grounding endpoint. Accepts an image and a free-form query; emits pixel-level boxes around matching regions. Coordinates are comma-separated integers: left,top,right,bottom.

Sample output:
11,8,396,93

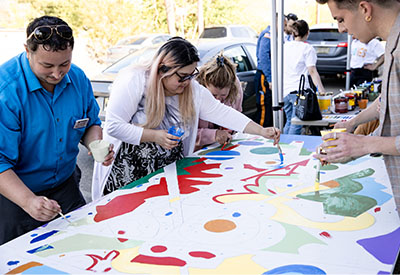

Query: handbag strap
298,74,306,96
308,75,317,92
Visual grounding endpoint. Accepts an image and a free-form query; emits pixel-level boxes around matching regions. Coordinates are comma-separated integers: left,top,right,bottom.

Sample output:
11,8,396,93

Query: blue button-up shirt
0,52,101,192
256,26,272,83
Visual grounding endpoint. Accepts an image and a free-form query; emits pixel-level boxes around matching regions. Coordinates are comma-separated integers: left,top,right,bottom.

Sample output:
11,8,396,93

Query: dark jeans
0,166,85,245
254,70,273,127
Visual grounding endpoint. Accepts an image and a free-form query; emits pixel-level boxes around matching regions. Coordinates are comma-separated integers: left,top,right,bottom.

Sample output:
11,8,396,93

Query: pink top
195,78,243,151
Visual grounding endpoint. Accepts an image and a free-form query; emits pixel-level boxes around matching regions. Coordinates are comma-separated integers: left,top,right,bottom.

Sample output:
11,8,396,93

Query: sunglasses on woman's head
174,68,199,82
27,25,73,42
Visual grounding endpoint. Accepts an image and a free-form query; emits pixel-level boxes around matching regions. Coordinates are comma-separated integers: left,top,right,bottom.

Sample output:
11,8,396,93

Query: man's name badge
74,118,89,129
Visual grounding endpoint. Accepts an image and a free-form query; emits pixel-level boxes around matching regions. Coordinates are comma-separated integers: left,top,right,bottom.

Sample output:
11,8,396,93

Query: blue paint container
168,126,184,141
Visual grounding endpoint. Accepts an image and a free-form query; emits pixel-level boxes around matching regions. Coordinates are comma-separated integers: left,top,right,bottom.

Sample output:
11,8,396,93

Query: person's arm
334,98,380,132
308,66,326,94
315,133,400,164
243,121,280,145
364,54,384,71
0,169,60,221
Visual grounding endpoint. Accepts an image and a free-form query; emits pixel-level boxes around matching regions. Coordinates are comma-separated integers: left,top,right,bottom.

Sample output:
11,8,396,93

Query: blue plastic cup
168,126,184,141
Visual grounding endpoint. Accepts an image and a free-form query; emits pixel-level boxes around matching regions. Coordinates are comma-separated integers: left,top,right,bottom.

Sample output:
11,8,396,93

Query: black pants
350,68,374,87
254,70,273,127
0,166,85,245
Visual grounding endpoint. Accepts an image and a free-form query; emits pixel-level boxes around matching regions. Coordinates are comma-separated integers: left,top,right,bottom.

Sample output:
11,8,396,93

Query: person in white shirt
283,19,326,135
91,37,281,201
350,37,385,87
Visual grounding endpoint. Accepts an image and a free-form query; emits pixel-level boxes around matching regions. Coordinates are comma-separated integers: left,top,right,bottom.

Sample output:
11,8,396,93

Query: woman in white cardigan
92,37,280,201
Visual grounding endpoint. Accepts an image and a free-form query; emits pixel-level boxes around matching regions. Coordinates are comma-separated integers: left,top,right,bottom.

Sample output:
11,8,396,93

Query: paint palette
1,133,399,274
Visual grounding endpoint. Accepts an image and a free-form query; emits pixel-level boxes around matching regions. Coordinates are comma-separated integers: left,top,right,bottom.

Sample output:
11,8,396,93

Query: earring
365,15,372,22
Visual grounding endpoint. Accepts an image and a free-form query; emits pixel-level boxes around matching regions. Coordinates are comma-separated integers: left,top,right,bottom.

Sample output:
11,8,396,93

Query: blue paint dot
232,212,241,217
136,184,143,188
225,167,234,170
287,184,293,187
66,215,71,218
31,233,38,237
88,212,93,215
7,261,19,266
321,171,326,174
263,264,326,274
165,211,173,216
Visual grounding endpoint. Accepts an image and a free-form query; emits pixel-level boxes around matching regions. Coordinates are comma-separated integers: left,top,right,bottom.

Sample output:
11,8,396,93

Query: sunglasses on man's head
27,25,73,42
174,68,199,82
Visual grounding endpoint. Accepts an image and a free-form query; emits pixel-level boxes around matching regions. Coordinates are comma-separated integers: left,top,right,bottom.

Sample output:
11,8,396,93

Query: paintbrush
221,141,228,151
43,197,72,224
315,158,321,191
273,128,284,163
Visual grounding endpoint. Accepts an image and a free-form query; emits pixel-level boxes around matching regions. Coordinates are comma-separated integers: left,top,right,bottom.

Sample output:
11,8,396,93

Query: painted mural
1,133,399,274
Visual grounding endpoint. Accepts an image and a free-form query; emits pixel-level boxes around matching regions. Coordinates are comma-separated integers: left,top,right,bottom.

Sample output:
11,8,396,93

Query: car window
245,44,257,67
118,37,147,46
200,27,227,38
152,37,164,44
230,27,251,38
308,29,347,42
104,47,157,74
224,46,251,72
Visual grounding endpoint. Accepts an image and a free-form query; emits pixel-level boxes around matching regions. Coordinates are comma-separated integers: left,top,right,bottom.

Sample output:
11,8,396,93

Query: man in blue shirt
0,16,114,245
255,26,273,127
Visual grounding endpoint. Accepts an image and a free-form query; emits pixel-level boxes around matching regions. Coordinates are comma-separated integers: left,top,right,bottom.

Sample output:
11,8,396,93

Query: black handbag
295,74,322,121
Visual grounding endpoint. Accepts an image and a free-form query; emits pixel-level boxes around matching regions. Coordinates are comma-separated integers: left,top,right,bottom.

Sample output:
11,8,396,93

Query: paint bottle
334,97,348,113
345,93,355,111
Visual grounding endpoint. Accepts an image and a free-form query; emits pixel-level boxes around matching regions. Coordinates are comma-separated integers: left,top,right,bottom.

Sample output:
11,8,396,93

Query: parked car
92,39,258,121
307,23,349,76
199,25,258,40
105,34,171,63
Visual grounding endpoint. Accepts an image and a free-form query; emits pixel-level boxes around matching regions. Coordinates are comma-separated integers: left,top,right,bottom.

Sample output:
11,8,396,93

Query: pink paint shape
243,164,266,172
268,189,277,195
117,238,128,243
86,250,120,272
320,231,332,238
374,207,381,213
151,245,168,253
226,189,234,192
118,230,125,235
189,251,216,259
131,254,186,267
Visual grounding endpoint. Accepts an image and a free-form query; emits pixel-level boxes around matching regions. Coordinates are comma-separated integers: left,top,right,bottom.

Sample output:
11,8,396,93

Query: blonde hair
196,54,239,105
142,37,199,129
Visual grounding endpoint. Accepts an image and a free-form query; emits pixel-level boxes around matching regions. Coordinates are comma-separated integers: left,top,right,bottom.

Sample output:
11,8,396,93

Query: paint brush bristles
273,128,283,163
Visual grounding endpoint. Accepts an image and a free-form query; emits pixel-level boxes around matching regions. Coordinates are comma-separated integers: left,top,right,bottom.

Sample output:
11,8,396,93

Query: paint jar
368,92,379,102
359,99,368,109
345,93,355,111
317,94,332,114
334,97,348,113
354,90,363,106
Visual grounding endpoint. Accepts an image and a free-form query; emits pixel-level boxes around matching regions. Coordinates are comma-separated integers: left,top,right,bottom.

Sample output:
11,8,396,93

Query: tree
164,0,176,36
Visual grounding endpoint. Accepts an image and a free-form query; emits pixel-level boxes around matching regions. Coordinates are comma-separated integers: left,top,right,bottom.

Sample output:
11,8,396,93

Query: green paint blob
263,222,325,253
297,168,377,217
250,147,279,155
35,233,143,257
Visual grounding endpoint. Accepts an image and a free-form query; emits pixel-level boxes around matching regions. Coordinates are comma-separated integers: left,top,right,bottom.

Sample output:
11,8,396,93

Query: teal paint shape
297,168,377,217
263,222,326,254
250,147,278,155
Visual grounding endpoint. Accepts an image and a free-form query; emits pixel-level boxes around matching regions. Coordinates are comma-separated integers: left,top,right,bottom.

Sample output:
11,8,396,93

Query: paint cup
358,99,368,109
320,128,346,149
317,94,332,114
168,125,185,141
89,140,110,163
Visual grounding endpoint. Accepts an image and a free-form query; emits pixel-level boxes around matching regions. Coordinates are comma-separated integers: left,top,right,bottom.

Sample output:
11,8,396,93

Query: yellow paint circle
204,219,236,232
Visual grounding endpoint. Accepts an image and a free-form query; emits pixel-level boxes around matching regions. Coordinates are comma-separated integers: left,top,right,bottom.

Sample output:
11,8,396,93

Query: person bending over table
92,37,280,201
194,54,243,151
314,0,400,216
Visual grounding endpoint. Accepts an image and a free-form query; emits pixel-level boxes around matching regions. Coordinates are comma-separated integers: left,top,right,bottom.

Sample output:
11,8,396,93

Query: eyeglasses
27,25,73,42
174,68,199,82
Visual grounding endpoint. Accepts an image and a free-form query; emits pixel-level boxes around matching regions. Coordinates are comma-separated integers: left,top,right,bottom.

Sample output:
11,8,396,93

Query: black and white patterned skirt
103,141,184,196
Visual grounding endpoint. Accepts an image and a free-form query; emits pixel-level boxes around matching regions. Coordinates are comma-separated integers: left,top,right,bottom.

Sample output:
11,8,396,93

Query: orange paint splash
204,219,237,233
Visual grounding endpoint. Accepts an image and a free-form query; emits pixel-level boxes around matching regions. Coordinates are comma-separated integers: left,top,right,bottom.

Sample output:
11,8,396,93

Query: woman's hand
262,127,280,145
102,143,115,166
154,130,180,150
215,130,232,145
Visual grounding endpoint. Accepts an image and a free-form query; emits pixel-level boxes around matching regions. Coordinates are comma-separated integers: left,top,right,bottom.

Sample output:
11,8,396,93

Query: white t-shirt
350,38,385,69
283,40,317,97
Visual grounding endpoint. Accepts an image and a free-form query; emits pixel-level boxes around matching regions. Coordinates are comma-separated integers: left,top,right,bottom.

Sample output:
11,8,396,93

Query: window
224,46,251,72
